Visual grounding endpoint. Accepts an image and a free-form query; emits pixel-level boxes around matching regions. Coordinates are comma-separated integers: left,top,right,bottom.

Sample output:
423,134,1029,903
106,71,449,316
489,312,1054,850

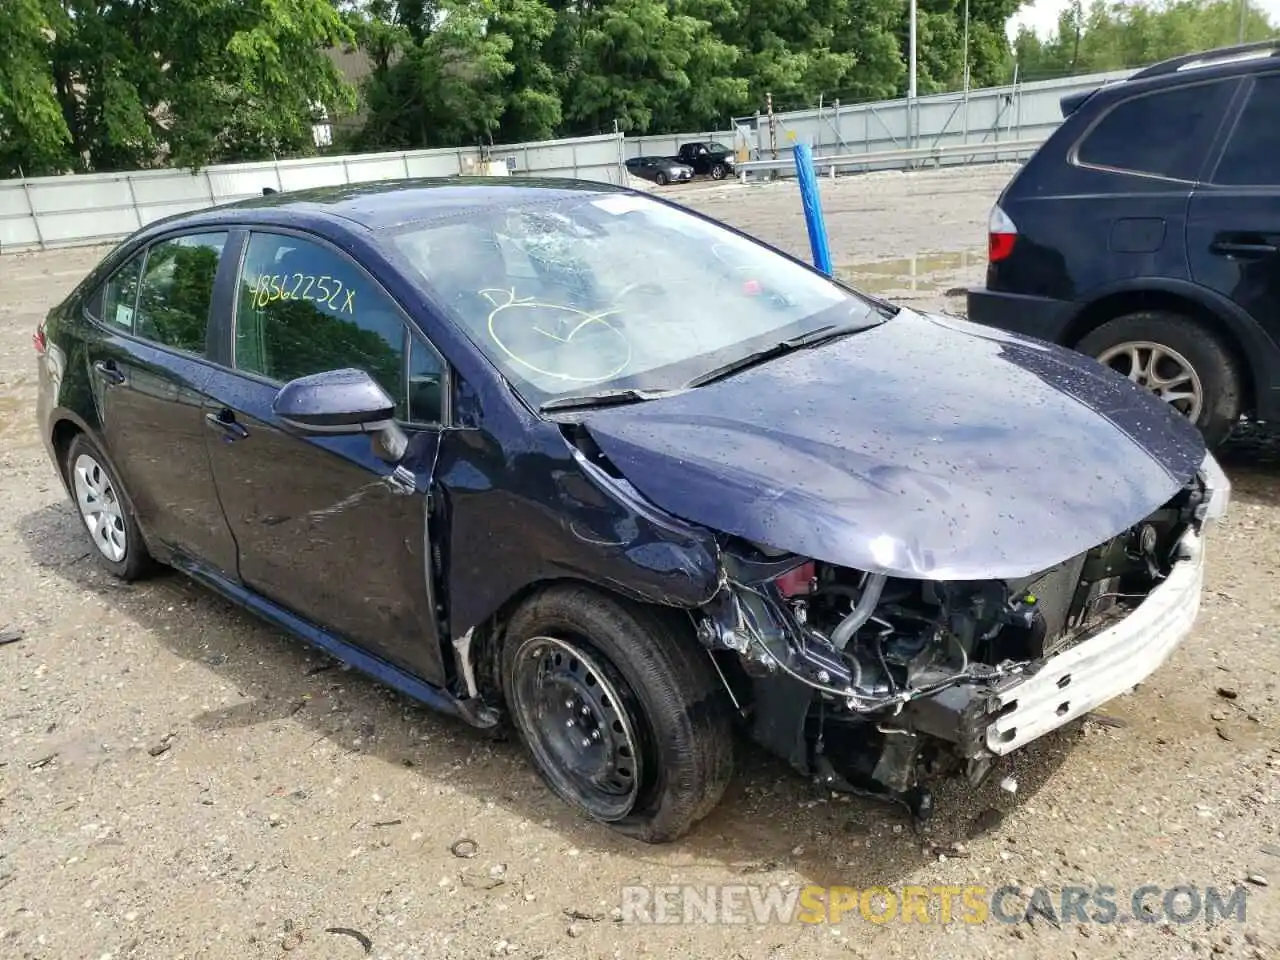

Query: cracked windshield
388,193,882,407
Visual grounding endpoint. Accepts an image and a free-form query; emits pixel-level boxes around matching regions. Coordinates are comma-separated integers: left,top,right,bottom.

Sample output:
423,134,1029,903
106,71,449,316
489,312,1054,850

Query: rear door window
1211,74,1280,186
1075,80,1238,182
133,233,228,353
100,252,145,332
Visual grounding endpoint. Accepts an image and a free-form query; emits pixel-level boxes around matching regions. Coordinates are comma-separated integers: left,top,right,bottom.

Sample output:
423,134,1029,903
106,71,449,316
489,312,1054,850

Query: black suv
967,40,1280,447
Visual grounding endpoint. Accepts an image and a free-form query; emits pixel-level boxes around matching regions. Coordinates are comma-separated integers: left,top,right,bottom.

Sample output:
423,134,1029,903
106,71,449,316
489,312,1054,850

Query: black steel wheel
501,585,734,842
508,634,643,821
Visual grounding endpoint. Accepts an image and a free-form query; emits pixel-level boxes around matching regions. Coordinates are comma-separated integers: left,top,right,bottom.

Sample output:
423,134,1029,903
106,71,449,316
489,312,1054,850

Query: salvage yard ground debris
1,164,1277,958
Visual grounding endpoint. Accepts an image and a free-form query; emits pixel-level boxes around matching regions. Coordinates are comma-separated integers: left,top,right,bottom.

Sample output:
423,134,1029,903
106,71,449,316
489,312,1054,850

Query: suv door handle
93,360,126,386
204,410,249,441
1210,238,1279,257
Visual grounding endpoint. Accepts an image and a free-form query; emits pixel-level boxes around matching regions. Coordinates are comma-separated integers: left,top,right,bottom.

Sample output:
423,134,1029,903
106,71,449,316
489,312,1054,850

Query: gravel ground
1,164,1278,960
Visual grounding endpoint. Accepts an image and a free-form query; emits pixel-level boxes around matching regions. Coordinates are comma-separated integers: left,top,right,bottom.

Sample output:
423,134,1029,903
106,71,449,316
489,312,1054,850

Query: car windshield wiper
539,387,683,412
682,321,871,390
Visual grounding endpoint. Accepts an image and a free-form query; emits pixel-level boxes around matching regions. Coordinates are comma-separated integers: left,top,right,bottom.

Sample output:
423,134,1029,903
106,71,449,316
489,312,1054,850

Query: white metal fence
626,68,1137,173
0,133,627,252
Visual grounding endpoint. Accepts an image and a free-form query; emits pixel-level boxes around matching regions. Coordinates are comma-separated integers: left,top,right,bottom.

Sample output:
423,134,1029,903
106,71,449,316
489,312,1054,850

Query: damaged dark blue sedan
35,179,1231,842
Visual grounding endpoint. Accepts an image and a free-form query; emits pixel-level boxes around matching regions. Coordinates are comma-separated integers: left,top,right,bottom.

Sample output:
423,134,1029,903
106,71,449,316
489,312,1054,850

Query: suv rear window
1076,80,1237,182
1212,73,1280,186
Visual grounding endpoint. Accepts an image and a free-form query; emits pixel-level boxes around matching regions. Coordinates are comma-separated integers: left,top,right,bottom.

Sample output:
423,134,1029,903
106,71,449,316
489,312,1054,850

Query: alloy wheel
508,634,643,821
72,453,128,563
1096,340,1204,423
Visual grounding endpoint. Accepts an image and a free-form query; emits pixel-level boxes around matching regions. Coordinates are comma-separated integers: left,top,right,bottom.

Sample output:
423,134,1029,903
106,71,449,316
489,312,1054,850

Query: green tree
348,0,516,149
0,0,72,176
556,0,748,134
1013,0,1277,81
0,0,355,177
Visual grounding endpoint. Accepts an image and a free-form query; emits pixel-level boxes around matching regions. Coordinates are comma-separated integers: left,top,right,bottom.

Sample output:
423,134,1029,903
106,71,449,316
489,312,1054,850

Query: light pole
908,0,918,147
1239,0,1248,43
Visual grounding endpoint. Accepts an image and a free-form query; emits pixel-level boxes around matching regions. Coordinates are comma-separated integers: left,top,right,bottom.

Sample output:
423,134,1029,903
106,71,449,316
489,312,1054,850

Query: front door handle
204,410,249,441
93,360,126,386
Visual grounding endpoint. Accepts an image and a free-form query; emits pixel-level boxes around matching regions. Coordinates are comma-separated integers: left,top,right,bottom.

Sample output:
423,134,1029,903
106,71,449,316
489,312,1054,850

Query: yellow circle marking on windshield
482,287,631,383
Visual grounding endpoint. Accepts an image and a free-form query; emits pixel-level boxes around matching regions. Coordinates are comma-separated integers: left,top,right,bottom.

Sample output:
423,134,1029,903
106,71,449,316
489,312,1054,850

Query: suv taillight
988,204,1018,263
33,320,47,356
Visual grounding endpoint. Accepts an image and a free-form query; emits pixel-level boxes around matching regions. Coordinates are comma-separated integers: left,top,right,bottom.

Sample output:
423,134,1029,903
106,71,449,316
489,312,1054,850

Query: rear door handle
1210,238,1279,257
204,410,249,441
93,360,126,386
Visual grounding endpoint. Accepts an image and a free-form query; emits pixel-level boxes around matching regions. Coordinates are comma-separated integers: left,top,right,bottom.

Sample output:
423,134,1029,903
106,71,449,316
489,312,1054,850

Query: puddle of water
837,250,981,296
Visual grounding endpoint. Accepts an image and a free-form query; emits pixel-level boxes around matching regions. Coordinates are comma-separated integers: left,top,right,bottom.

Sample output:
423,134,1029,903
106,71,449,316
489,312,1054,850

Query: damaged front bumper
698,452,1230,811
963,525,1203,757
970,453,1226,759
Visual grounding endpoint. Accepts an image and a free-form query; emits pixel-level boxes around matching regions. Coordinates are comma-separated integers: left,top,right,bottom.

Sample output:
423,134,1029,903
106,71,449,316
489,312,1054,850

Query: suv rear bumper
966,288,1074,344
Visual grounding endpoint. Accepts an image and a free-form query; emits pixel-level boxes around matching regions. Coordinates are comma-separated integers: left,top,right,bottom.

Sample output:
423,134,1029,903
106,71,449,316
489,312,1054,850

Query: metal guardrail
736,137,1048,180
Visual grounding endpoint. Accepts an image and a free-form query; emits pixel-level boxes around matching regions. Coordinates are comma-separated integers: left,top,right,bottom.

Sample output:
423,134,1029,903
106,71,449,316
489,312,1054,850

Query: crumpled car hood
578,309,1206,580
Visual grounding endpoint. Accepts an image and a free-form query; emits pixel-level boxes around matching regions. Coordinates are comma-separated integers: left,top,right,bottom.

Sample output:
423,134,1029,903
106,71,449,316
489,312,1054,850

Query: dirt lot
1,164,1278,960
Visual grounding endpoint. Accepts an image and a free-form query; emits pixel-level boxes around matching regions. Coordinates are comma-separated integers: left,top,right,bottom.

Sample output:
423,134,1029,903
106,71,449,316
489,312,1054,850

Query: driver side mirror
273,368,394,433
273,368,408,463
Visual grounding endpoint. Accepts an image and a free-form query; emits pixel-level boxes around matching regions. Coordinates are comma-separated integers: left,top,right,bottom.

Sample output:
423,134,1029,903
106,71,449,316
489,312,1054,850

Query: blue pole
793,142,833,277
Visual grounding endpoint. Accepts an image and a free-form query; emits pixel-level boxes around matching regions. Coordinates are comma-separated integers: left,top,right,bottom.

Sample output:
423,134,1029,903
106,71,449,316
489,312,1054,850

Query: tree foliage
1013,0,1277,81
1,0,354,177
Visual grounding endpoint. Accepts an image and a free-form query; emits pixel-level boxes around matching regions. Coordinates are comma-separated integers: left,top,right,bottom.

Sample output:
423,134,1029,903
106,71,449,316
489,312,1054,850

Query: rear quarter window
1074,79,1238,182
1211,73,1280,186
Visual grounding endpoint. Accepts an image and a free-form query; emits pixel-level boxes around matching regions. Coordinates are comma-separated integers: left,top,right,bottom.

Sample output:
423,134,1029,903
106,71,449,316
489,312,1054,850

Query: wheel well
51,418,83,482
1063,290,1256,415
467,577,699,697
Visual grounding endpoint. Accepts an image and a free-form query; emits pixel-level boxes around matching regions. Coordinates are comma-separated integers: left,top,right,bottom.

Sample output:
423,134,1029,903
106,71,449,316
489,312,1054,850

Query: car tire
1076,311,1242,448
501,584,734,843
64,433,154,580
710,163,727,180
654,171,669,186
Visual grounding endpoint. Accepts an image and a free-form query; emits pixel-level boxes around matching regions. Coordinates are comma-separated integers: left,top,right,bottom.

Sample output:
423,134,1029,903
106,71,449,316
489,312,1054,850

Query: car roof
1128,39,1280,83
134,177,629,239
1050,40,1280,136
1081,39,1280,108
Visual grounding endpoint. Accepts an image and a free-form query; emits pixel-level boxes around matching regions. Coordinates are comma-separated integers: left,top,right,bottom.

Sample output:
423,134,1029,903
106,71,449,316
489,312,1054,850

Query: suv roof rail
1131,39,1280,80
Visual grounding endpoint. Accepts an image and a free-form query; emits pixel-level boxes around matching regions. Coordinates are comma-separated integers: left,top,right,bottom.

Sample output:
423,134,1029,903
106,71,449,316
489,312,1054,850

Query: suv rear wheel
1076,311,1242,447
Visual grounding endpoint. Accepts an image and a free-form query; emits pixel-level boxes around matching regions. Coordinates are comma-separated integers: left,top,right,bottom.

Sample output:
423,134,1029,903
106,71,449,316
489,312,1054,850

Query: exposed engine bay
694,468,1219,821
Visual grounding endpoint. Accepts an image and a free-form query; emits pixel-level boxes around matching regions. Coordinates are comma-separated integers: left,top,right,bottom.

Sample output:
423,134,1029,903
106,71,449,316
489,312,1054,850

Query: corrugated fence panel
344,153,413,183
404,151,469,178
1,135,623,252
131,171,215,226
26,175,142,246
0,184,40,248
206,162,284,203
491,134,626,184
717,68,1137,175
277,157,352,191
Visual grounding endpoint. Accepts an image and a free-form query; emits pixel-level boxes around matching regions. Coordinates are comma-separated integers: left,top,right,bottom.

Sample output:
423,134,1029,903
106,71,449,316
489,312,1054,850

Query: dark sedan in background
625,155,694,186
35,178,1228,842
